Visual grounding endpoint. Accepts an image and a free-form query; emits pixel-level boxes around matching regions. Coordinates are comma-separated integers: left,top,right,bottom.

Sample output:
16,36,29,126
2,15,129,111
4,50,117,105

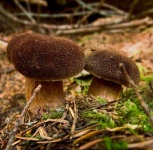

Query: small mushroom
85,50,140,102
7,32,85,116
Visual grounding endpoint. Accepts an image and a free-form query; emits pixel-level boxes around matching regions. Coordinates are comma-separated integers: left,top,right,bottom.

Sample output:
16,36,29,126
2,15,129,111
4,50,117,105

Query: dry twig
17,0,47,6
101,2,127,15
128,138,153,149
126,0,139,20
5,84,42,150
0,5,34,25
1,2,152,35
14,0,36,23
70,100,78,138
75,0,108,16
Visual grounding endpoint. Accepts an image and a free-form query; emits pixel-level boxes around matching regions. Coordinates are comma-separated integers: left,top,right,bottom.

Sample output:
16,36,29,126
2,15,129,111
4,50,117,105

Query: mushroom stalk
26,78,65,115
88,77,122,102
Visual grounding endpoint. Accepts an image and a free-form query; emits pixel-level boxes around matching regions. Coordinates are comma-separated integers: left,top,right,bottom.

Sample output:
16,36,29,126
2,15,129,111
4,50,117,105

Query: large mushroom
85,50,140,102
7,32,85,116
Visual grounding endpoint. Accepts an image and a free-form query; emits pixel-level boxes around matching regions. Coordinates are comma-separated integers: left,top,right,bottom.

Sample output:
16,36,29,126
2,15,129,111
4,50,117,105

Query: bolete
7,32,85,116
85,50,140,102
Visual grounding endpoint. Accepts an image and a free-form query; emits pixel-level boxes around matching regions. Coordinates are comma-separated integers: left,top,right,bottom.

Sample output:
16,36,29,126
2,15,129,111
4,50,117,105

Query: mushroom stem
26,78,65,115
88,77,122,102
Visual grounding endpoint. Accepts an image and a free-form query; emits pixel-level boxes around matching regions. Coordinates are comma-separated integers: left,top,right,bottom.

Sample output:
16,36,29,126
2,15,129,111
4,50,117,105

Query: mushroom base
26,78,65,116
88,77,122,102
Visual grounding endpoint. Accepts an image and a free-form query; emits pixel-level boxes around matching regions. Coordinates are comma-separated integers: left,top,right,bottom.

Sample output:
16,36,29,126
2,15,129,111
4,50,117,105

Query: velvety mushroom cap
7,33,85,80
85,50,140,86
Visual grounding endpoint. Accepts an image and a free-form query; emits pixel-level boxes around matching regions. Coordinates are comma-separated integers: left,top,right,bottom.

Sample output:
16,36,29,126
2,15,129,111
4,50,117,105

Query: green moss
117,99,152,132
103,137,128,150
25,134,42,140
79,35,93,43
74,76,92,87
35,135,42,140
137,64,153,83
94,96,108,104
81,96,153,132
148,99,153,106
42,109,64,120
81,110,115,128
26,134,32,138
141,74,153,83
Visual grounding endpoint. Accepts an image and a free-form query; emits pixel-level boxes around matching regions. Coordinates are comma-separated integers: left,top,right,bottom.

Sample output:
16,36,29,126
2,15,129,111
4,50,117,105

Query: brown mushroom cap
7,33,85,80
85,50,140,86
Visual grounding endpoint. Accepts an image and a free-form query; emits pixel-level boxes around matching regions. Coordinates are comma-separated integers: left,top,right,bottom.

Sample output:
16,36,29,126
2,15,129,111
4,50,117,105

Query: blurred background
1,0,153,35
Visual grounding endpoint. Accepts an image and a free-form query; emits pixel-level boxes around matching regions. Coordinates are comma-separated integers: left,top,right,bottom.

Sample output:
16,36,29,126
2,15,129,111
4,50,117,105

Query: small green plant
74,76,92,95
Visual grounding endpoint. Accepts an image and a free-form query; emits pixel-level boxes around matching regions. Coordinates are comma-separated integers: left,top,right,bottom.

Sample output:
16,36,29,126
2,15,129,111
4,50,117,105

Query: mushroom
85,50,140,102
7,32,85,116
